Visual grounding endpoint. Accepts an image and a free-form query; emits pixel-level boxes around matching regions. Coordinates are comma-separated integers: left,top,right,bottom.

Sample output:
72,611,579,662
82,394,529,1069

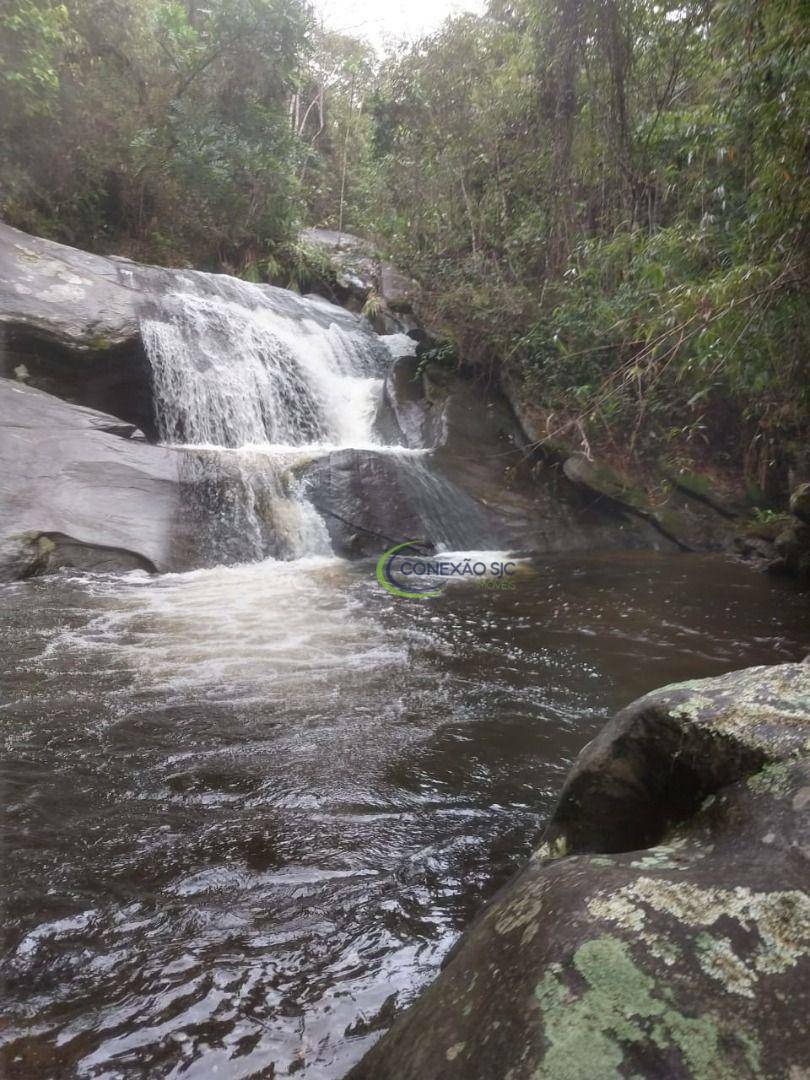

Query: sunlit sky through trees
314,0,486,51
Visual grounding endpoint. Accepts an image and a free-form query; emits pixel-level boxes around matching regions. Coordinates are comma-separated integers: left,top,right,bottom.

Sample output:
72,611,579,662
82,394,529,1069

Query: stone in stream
766,484,810,581
299,447,507,558
0,379,210,578
348,661,810,1080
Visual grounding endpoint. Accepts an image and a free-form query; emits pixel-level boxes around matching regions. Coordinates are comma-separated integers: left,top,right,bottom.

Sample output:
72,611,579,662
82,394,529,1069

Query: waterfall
139,272,397,563
139,268,494,565
395,454,504,550
177,450,332,565
141,273,389,450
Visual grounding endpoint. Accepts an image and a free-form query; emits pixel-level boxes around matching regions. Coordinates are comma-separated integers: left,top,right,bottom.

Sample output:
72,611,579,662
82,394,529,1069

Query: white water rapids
141,277,395,451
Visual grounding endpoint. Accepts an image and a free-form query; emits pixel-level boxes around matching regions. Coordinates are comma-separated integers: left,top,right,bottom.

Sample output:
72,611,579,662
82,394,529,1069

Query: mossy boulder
298,228,420,331
661,465,747,519
350,662,810,1080
771,520,810,581
562,453,737,552
563,453,645,508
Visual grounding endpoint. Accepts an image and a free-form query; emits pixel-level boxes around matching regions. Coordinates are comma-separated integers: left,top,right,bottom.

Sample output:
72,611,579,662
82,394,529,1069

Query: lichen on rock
348,663,810,1080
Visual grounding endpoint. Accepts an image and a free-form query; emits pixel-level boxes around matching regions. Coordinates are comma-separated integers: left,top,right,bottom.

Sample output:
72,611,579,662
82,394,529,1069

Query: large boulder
0,379,206,577
350,662,810,1080
299,228,421,332
790,483,810,526
299,228,380,299
379,262,420,313
562,452,738,553
503,377,750,555
0,222,156,434
0,222,139,348
298,447,505,558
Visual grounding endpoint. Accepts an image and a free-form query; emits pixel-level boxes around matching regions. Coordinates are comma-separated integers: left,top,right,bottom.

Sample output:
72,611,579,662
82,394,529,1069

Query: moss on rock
349,663,810,1080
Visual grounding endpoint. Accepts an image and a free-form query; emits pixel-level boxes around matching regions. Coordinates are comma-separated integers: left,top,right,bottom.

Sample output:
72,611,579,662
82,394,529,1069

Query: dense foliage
0,0,307,264
1,0,807,493
365,0,809,494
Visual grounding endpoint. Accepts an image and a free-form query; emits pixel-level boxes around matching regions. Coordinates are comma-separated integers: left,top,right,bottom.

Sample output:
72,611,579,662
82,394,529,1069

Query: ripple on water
0,552,807,1077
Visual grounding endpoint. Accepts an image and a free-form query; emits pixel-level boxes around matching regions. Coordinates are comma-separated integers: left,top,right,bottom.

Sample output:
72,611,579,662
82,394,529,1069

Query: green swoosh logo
376,541,442,600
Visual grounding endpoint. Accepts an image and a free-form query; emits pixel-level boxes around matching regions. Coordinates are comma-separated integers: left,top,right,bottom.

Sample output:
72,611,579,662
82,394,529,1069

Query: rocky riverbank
1,223,719,580
350,660,810,1080
301,229,810,582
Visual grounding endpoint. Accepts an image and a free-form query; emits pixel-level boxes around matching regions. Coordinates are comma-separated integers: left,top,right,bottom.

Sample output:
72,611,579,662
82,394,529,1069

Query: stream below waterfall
2,554,808,1078
1,271,809,1079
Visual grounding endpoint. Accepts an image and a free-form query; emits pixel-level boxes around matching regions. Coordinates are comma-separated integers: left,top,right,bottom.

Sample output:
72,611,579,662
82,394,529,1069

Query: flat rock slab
0,379,199,577
350,661,810,1080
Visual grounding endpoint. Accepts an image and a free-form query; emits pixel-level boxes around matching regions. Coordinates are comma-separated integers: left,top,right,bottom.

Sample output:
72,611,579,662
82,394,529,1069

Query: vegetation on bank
1,0,808,500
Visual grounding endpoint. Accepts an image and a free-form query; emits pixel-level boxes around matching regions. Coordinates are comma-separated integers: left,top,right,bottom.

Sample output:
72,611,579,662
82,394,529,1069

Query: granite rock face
299,228,421,333
350,662,810,1080
0,222,157,434
0,221,139,348
0,380,204,578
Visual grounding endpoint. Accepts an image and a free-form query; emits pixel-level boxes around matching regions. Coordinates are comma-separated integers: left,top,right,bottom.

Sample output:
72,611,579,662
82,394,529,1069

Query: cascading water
139,268,497,564
141,274,390,451
139,271,411,562
8,246,810,1080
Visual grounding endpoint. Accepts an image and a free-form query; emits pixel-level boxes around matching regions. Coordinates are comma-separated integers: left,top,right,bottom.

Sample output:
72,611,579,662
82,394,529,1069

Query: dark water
0,552,807,1078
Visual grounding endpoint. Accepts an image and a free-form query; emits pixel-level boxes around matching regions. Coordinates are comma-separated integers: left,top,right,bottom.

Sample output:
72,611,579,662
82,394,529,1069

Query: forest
2,0,807,502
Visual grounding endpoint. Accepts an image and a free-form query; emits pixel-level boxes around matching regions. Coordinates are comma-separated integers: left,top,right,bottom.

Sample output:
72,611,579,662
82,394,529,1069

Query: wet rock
383,355,431,449
562,452,739,552
772,520,810,581
0,379,206,578
302,366,669,558
732,530,781,573
298,448,503,558
382,360,669,553
350,662,810,1080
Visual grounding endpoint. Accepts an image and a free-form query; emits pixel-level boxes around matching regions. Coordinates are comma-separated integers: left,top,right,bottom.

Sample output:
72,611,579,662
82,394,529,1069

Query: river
1,551,807,1077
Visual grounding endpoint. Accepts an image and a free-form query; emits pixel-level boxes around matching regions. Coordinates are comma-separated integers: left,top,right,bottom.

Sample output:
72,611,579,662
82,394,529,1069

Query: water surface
1,552,807,1078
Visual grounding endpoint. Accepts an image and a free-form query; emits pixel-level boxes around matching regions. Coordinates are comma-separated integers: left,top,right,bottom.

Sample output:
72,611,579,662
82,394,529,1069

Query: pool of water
1,552,807,1078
